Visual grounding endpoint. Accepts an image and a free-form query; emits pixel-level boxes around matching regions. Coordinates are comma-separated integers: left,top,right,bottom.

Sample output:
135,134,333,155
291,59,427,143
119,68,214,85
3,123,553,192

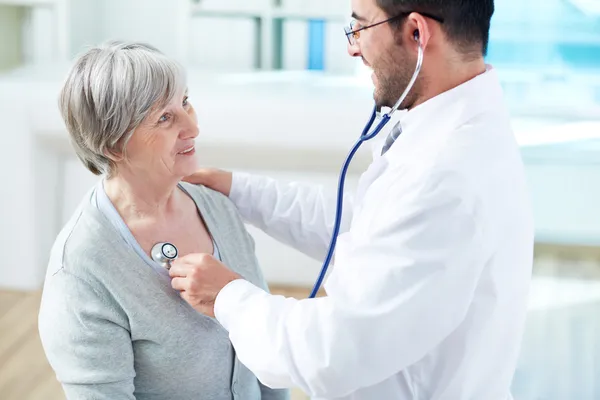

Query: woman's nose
180,113,199,139
188,124,199,139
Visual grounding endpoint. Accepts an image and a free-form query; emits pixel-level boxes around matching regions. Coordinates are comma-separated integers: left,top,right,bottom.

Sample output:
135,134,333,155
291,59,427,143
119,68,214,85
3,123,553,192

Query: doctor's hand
183,168,232,197
169,253,242,318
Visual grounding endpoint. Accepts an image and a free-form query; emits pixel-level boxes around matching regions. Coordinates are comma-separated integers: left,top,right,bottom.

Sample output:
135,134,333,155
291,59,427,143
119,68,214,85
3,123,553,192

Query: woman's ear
104,147,125,163
104,131,133,163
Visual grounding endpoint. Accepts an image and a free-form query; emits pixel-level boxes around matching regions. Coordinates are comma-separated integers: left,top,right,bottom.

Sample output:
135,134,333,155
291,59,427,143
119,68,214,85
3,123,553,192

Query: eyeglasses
344,12,445,45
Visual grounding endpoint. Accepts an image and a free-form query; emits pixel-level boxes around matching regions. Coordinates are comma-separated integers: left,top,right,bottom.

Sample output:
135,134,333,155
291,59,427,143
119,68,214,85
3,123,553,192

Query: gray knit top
38,181,290,400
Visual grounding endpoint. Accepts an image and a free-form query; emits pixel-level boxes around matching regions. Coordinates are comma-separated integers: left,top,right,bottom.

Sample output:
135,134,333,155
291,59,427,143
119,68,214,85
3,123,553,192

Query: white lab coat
214,66,535,400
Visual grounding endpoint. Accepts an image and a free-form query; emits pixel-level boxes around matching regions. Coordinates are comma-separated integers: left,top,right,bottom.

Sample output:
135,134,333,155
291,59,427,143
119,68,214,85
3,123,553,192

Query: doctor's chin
1,0,599,399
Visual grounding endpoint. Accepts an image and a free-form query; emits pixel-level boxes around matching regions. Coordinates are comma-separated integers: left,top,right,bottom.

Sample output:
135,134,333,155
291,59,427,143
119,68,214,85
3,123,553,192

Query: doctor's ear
405,12,431,49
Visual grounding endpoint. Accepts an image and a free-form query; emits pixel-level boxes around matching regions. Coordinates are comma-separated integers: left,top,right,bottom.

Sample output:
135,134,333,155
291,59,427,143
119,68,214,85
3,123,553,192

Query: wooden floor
0,290,66,400
0,285,314,400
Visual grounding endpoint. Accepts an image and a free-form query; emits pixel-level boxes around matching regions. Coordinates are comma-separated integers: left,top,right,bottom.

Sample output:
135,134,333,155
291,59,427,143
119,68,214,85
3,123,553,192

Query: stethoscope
150,34,424,297
151,242,178,270
308,33,424,298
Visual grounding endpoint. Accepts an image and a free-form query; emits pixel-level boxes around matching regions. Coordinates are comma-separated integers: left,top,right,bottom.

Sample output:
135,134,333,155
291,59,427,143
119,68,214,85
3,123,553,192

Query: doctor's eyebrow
351,11,367,22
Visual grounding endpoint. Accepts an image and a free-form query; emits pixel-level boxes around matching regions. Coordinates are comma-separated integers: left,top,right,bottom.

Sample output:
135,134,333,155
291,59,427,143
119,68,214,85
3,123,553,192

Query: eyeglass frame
344,12,445,45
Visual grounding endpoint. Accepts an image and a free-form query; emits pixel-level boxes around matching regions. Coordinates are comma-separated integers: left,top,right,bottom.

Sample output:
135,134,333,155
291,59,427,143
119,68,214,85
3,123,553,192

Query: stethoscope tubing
308,42,423,299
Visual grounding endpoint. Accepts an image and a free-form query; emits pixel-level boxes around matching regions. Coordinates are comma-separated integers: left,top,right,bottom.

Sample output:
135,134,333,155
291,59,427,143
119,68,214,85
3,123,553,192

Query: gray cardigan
38,182,290,400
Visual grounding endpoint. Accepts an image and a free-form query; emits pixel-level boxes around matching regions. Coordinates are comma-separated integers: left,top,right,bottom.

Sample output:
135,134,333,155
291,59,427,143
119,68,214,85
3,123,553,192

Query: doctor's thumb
183,168,232,197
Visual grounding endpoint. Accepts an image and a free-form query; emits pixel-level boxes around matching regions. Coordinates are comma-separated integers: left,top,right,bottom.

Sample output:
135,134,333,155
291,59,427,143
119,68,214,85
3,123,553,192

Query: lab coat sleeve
228,171,354,261
38,270,136,400
259,381,291,400
215,170,485,399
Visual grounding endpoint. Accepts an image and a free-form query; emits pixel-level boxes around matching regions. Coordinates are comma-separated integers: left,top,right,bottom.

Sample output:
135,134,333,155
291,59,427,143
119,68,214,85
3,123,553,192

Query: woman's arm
38,269,136,399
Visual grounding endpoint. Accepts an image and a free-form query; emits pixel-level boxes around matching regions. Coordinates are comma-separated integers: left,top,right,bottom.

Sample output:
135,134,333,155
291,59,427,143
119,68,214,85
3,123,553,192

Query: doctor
170,0,534,398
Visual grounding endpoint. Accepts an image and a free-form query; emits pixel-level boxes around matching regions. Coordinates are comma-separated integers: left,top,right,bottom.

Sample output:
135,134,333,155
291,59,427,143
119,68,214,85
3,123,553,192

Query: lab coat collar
385,65,505,159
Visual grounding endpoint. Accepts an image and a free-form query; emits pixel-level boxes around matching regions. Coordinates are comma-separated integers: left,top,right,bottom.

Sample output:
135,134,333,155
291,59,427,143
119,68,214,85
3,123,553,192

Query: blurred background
0,0,599,399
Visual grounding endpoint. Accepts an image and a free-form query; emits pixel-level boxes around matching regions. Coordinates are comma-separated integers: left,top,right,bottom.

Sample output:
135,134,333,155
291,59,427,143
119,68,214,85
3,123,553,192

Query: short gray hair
59,40,187,176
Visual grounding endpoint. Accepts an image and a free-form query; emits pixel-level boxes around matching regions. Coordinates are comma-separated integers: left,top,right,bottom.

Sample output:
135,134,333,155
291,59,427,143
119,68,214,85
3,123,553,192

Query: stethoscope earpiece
151,242,178,270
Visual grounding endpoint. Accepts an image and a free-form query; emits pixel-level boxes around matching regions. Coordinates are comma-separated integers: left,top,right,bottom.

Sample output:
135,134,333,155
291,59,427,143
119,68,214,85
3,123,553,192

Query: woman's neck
103,172,182,223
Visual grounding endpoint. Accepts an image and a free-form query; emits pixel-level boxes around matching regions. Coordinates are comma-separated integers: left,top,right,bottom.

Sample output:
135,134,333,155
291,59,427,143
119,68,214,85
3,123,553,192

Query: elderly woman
38,41,289,400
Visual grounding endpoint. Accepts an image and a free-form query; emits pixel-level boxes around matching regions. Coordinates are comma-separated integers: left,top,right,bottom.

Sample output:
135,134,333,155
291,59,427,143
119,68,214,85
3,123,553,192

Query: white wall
188,16,258,71
0,5,24,72
68,0,101,58
1,0,98,65
521,141,600,246
282,19,355,73
20,6,57,64
94,0,354,73
526,163,600,245
2,0,357,73
96,0,188,62
282,20,309,70
0,89,38,289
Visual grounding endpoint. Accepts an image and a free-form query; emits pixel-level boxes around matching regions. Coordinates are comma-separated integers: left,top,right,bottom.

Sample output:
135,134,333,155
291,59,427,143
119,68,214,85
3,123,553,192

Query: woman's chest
122,281,240,397
131,213,215,260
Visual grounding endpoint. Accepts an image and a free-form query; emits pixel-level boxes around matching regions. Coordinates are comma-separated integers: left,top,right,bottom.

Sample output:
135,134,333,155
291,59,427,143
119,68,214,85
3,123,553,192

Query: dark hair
376,0,494,57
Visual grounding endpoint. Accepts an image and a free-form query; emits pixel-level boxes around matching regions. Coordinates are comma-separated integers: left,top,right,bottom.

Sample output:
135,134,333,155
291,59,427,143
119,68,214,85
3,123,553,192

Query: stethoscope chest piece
151,242,178,270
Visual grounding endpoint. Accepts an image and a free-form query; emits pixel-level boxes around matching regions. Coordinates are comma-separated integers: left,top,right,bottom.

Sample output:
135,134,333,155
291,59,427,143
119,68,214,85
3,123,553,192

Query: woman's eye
159,114,170,123
183,96,189,107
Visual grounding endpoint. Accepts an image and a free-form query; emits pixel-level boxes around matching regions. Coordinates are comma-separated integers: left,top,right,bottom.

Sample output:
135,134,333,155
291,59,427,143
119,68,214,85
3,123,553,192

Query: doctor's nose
347,42,361,57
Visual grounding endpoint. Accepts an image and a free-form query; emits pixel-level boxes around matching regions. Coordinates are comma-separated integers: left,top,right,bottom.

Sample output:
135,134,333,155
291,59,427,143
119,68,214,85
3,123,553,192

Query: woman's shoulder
46,187,126,281
40,195,129,315
178,182,244,225
178,181,232,206
41,195,135,331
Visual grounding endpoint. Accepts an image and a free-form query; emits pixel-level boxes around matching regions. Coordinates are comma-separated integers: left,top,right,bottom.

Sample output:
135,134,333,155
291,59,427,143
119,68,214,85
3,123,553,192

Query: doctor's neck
411,53,486,110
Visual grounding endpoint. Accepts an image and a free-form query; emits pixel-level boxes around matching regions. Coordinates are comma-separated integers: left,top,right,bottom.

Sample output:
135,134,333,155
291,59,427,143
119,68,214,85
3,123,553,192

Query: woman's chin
173,159,200,180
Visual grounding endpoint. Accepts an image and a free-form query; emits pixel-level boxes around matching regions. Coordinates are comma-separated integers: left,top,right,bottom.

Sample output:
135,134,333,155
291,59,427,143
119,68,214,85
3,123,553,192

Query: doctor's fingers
176,253,217,267
170,277,191,292
171,273,208,296
182,168,232,197
168,254,214,277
